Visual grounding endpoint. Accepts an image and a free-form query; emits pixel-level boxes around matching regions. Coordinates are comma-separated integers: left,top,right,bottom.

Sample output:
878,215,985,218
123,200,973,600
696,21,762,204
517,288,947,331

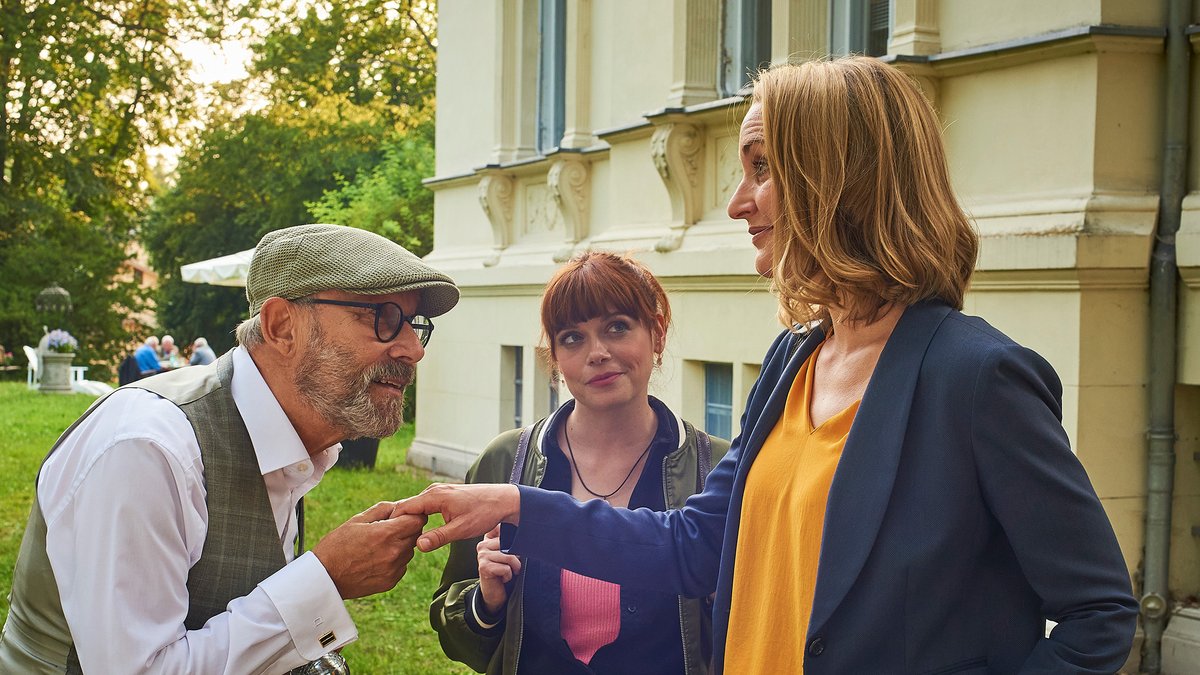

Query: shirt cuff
259,551,358,661
466,585,507,636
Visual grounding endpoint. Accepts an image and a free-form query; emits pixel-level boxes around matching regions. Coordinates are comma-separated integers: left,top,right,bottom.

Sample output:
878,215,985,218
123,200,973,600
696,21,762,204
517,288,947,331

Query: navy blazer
509,300,1138,674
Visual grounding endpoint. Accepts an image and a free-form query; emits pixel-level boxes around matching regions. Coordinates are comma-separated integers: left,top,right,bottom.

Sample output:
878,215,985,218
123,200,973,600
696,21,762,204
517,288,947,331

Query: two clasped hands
313,483,515,598
403,483,516,547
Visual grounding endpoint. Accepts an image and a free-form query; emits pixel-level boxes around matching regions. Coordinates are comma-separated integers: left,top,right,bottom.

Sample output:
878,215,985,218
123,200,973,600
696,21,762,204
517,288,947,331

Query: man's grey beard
295,320,415,441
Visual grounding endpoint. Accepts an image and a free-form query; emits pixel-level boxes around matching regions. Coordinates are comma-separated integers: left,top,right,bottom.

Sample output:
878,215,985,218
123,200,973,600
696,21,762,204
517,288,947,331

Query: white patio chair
23,345,39,389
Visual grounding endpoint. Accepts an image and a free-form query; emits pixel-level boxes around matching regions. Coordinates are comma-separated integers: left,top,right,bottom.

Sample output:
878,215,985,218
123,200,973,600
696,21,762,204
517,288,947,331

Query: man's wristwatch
288,652,348,675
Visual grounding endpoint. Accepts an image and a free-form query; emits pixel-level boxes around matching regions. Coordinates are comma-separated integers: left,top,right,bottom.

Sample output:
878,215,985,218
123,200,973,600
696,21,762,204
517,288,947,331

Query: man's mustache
364,361,415,389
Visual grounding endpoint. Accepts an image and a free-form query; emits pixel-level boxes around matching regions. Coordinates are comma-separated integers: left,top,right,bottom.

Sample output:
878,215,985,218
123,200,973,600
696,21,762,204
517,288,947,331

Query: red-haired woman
431,251,728,675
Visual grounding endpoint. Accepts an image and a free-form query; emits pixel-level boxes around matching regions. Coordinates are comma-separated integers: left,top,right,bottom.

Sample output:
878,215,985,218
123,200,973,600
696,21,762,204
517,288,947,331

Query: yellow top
724,344,859,674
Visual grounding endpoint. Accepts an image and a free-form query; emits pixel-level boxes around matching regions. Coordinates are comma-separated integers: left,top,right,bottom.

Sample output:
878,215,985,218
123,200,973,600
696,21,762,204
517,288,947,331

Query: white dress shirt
38,347,356,675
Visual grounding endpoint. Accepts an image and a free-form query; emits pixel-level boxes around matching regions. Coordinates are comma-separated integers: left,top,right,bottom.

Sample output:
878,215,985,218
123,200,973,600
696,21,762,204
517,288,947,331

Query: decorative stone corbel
477,172,515,267
548,157,589,262
651,122,704,252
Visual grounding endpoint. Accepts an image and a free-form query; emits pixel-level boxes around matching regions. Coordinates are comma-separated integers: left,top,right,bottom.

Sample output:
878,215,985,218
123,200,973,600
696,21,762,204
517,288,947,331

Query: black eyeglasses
305,299,434,346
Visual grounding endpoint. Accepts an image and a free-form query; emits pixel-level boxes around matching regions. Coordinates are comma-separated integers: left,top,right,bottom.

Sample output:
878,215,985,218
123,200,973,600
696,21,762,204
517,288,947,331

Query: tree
0,0,257,373
144,96,403,353
144,0,438,353
307,115,434,256
252,0,436,112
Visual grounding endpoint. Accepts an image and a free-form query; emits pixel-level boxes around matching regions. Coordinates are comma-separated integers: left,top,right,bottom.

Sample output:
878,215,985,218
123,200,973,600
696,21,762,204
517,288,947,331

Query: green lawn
0,382,472,674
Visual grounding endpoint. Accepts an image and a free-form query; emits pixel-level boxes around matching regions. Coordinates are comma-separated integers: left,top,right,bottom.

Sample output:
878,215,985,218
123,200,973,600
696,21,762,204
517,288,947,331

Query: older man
134,335,161,376
189,336,217,366
0,224,458,674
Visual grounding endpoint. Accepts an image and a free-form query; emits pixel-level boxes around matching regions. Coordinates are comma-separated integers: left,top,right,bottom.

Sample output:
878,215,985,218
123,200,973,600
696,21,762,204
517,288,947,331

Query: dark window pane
704,362,734,440
720,0,772,97
537,0,566,153
867,0,890,57
514,347,524,428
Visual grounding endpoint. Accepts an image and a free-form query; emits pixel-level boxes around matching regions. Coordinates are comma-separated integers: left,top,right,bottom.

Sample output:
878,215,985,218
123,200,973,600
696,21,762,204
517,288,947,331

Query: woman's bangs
543,261,654,335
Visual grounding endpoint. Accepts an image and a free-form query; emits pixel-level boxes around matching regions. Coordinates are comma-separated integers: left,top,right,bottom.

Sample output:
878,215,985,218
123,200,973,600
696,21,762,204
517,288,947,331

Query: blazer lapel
735,327,825,482
713,326,825,667
807,301,953,637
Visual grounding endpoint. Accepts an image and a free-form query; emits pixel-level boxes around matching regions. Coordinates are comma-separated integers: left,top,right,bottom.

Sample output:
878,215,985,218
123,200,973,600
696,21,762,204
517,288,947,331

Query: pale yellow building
418,1,1200,669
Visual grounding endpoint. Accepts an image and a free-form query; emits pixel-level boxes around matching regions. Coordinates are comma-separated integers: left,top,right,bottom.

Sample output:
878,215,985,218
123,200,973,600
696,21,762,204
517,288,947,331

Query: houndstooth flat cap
245,224,459,317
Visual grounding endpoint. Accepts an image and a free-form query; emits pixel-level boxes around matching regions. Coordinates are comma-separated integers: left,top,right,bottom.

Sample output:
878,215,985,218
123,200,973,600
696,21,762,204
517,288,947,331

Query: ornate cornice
650,121,705,252
548,156,590,262
477,172,515,267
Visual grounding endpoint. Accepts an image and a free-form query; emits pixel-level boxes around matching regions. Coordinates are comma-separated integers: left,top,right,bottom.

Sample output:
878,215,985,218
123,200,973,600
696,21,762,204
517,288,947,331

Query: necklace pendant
563,421,656,506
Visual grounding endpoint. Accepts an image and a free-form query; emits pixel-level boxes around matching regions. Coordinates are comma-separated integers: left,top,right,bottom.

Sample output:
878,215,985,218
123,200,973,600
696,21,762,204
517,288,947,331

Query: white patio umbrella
179,248,254,287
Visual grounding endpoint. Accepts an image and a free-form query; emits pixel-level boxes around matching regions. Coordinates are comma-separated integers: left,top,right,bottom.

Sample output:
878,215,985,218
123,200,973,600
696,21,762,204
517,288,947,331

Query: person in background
160,334,183,369
431,251,729,675
398,57,1138,673
190,337,217,366
117,342,144,386
0,223,458,674
134,335,161,377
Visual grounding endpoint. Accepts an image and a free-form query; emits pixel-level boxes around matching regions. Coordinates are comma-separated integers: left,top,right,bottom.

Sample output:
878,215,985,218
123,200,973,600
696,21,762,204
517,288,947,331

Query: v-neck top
724,342,860,674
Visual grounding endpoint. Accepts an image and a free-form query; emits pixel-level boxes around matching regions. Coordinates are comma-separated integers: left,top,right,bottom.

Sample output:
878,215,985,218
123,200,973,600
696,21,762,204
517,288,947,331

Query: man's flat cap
246,224,459,317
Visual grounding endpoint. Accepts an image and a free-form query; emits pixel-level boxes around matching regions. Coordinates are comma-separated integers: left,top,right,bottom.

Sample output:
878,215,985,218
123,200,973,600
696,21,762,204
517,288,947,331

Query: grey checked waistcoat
0,352,286,673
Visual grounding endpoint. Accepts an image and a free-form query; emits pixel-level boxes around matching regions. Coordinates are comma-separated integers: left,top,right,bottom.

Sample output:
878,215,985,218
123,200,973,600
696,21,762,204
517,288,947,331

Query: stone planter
40,352,75,394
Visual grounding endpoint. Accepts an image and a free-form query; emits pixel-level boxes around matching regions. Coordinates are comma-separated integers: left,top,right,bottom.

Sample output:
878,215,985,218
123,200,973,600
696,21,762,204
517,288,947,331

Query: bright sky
145,39,255,177
148,1,321,177
178,39,253,85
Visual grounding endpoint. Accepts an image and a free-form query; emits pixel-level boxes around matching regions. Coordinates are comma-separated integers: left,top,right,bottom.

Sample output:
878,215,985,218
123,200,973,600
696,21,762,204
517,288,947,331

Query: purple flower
46,329,79,354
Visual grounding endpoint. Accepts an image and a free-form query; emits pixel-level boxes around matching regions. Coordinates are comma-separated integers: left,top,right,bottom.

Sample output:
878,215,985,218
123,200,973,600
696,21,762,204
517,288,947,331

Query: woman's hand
476,526,522,613
391,483,521,552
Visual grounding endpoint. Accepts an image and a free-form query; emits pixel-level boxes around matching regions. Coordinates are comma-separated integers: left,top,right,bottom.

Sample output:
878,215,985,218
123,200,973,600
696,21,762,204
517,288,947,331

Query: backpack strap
508,424,535,485
695,428,713,492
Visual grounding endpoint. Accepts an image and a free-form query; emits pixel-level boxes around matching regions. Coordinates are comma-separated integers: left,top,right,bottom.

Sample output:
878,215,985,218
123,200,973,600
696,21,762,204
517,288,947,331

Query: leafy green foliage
0,0,260,375
0,209,145,378
144,98,401,353
308,116,435,255
253,0,436,112
144,0,438,353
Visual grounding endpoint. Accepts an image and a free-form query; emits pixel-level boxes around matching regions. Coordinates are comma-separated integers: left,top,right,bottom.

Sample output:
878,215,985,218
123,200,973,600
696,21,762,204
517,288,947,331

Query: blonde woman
403,57,1137,673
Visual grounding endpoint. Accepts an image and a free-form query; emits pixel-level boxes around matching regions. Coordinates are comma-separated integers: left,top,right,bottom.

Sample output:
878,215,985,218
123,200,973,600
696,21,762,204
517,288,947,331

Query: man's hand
311,501,428,599
477,526,521,613
391,483,520,552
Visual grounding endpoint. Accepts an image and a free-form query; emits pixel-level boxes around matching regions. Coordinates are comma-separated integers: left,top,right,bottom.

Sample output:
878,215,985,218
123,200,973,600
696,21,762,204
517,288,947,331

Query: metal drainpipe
1141,0,1191,670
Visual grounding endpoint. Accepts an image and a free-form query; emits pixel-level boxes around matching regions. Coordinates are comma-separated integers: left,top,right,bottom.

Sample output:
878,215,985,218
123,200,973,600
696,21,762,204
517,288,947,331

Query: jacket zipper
510,420,548,674
665,424,693,675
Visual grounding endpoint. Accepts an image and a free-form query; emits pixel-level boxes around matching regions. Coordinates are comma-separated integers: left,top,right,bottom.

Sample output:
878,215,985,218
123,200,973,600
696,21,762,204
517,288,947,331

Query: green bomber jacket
429,401,730,675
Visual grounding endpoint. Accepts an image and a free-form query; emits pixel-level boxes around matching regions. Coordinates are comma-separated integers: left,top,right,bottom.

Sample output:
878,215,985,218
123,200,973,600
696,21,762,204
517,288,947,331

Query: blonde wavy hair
754,56,978,327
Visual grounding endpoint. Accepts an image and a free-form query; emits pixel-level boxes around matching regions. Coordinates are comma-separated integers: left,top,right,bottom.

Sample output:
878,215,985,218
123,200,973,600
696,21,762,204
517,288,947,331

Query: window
704,362,734,440
513,346,524,428
537,0,566,153
830,0,890,57
501,346,524,430
719,0,772,97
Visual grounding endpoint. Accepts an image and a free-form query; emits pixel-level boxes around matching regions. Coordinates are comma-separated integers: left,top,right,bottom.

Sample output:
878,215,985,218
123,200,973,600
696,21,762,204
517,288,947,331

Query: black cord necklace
563,421,655,502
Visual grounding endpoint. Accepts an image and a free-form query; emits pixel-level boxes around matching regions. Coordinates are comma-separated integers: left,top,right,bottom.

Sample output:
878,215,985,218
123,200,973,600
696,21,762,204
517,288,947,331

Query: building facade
418,1,1200,667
